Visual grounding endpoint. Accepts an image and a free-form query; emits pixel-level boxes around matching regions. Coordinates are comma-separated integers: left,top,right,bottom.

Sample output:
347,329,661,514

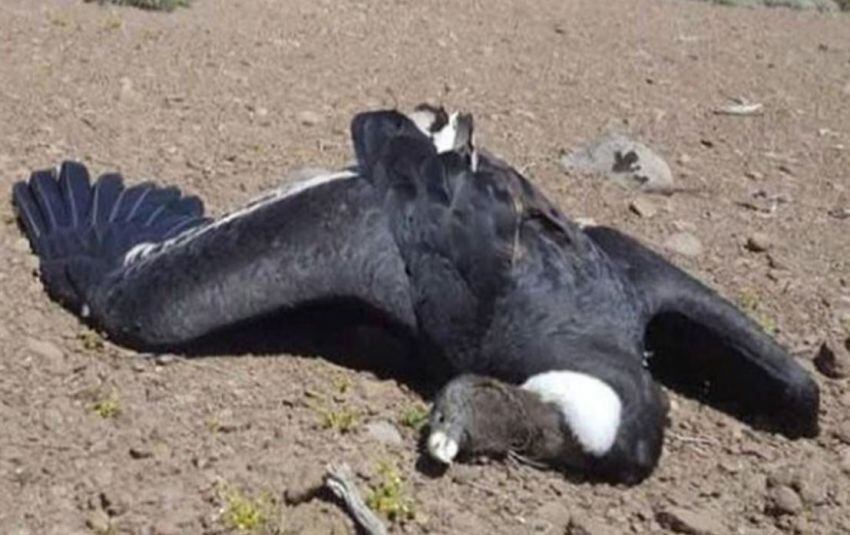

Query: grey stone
655,506,725,535
814,340,849,379
768,485,803,516
562,134,674,193
25,338,64,361
629,196,659,218
745,232,772,252
569,514,618,535
664,232,704,258
297,110,322,126
365,420,403,447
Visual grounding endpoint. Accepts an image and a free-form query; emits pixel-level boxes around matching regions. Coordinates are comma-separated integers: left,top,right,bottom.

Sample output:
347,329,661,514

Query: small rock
766,467,795,489
533,501,571,532
796,470,829,506
843,81,850,96
569,514,618,535
629,196,658,218
297,110,322,126
129,446,153,460
86,510,110,533
25,338,64,361
677,153,692,165
664,232,703,258
813,340,849,379
655,506,725,535
766,253,787,270
364,420,403,447
768,485,803,516
99,490,128,517
562,133,674,193
745,232,771,253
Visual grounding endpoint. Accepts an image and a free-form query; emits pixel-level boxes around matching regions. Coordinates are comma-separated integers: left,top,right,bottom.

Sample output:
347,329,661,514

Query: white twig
325,463,387,535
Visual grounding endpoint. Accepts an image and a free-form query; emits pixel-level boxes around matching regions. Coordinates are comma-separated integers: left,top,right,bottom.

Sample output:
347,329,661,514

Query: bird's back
352,110,645,380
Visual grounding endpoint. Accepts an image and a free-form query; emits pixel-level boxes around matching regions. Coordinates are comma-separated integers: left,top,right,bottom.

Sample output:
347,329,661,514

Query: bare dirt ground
1,1,849,533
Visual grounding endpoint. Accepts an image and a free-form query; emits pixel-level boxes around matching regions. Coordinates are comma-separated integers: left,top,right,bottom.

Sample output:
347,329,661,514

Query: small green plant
78,328,105,352
86,0,191,11
738,289,778,334
366,462,415,523
92,391,121,418
333,375,352,395
102,11,123,30
218,484,275,533
399,405,429,430
319,407,359,433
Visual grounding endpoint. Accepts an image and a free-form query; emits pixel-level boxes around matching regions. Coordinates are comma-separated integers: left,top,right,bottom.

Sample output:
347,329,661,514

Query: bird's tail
12,160,207,315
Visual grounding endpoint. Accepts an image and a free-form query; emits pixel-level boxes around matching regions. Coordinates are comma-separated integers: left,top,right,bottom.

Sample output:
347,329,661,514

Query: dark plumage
10,107,819,484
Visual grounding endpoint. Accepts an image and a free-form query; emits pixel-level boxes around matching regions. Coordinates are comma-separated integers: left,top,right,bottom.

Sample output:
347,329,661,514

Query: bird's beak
427,430,459,464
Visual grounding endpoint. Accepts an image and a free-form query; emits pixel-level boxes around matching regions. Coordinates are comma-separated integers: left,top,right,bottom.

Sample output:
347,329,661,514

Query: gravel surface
1,0,849,533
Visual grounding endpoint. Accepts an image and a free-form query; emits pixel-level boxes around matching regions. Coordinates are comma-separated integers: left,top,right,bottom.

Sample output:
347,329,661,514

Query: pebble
25,338,64,361
129,446,153,460
569,514,618,535
745,232,771,253
655,506,725,535
664,232,704,258
99,490,129,517
297,110,322,126
813,340,849,379
768,485,803,516
629,196,659,218
364,420,403,447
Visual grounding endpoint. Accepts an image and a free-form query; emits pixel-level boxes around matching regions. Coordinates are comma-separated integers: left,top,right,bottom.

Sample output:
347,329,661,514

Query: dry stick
325,462,388,535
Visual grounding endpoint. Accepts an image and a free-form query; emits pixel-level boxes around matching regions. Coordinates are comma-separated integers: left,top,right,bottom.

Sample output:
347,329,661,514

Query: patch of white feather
123,169,357,267
407,110,460,154
521,371,622,456
431,113,460,153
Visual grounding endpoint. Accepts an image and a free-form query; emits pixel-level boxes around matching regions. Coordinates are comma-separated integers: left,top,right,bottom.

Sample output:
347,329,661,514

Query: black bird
11,106,819,484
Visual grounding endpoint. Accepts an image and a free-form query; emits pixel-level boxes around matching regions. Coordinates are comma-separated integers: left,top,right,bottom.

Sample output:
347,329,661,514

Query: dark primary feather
12,162,416,349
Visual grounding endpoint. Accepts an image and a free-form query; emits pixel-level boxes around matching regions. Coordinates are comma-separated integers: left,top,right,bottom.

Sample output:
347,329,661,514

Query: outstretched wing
12,162,416,349
584,226,819,438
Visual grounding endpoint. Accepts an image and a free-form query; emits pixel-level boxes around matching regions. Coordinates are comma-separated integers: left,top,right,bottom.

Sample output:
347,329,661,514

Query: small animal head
426,374,531,465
